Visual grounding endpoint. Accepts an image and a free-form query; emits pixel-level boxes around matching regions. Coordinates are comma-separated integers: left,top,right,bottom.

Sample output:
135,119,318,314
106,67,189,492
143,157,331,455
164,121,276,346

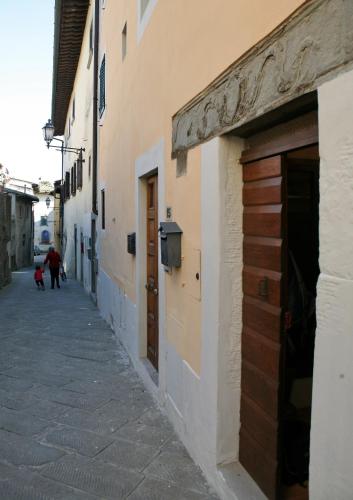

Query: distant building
4,176,38,269
32,181,55,253
0,180,11,287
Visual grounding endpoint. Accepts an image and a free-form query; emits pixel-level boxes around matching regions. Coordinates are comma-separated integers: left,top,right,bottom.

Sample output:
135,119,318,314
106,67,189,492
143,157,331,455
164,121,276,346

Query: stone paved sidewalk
0,267,218,500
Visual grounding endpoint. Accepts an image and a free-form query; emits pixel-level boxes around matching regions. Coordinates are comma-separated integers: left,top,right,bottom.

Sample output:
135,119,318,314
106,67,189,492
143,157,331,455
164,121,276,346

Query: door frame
135,139,165,382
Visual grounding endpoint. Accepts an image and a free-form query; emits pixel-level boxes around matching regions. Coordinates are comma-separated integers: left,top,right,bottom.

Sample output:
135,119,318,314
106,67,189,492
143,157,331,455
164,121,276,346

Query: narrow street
0,268,217,500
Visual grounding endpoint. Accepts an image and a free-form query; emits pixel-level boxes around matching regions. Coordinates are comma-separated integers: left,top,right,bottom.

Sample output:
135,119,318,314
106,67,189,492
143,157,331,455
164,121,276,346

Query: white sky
0,0,61,184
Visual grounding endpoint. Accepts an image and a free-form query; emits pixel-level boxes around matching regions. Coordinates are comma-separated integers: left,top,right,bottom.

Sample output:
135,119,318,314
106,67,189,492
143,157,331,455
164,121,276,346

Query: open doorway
282,145,319,499
239,112,320,500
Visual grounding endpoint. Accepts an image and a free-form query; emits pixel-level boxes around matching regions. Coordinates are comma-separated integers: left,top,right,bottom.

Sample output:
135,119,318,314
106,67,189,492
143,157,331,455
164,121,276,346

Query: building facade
32,181,55,253
52,0,94,291
4,177,38,270
0,191,11,288
51,1,353,499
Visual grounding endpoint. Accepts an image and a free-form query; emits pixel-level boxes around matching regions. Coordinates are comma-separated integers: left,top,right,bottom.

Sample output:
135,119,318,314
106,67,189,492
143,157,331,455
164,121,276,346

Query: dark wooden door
240,154,286,500
146,175,159,370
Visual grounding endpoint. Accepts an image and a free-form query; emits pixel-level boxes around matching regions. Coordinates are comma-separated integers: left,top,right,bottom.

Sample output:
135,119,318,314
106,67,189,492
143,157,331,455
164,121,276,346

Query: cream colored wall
62,3,93,288
99,0,305,373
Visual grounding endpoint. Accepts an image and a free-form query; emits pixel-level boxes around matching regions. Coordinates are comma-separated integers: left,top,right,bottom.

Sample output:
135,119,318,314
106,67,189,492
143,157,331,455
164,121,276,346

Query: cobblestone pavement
0,267,218,500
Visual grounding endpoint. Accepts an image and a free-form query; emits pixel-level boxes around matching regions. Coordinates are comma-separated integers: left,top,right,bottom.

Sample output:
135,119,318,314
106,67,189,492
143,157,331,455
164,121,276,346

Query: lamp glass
42,119,55,145
45,196,50,208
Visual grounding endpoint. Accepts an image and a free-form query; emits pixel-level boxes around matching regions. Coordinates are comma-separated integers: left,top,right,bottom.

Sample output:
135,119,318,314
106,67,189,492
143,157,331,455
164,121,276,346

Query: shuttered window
65,171,70,200
71,164,77,196
99,55,106,117
77,156,83,190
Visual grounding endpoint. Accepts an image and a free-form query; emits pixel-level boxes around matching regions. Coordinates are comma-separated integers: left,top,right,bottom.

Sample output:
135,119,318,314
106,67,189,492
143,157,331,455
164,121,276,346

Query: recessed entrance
146,174,159,371
239,113,319,500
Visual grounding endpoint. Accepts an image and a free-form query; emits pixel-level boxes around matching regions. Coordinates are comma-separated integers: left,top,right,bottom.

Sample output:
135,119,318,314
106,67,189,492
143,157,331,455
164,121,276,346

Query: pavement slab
0,428,65,466
42,455,143,499
127,477,218,500
0,406,50,436
44,425,114,457
0,268,218,499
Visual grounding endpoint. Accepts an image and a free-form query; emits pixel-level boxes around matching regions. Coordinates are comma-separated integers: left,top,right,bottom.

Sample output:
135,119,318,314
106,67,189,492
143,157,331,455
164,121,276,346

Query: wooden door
240,154,286,500
146,175,159,370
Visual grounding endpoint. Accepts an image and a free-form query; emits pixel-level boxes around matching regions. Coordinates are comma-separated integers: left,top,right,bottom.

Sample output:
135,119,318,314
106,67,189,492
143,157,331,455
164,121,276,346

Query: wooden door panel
240,153,285,500
243,265,281,307
242,327,280,380
243,156,282,182
243,177,282,206
243,205,282,238
146,175,159,370
239,429,278,500
240,396,278,456
244,236,282,272
243,296,281,342
241,360,279,422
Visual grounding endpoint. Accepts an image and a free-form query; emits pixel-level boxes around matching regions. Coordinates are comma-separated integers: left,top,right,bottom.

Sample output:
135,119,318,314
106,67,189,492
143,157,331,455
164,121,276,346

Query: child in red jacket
34,265,45,291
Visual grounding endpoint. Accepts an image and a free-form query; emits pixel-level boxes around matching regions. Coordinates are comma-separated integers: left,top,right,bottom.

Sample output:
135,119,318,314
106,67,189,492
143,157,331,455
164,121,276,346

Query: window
101,189,105,229
65,171,70,199
22,234,26,247
77,156,83,190
122,23,127,60
71,163,77,195
40,216,48,226
140,0,150,19
19,205,23,217
99,55,106,117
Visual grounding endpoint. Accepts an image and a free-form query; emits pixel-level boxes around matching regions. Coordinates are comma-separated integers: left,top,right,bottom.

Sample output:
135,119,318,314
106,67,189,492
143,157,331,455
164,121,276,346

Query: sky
0,0,61,184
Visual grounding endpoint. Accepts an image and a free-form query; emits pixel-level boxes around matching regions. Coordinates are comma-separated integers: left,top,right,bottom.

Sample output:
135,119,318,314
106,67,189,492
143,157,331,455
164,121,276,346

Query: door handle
153,288,158,296
258,277,269,298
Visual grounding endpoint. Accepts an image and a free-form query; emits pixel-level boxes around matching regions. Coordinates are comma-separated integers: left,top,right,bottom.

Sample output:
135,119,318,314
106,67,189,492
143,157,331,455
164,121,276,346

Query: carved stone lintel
172,0,353,157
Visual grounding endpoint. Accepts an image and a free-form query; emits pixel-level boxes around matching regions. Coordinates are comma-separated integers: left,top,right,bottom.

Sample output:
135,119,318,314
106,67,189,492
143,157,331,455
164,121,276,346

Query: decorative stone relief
172,0,353,156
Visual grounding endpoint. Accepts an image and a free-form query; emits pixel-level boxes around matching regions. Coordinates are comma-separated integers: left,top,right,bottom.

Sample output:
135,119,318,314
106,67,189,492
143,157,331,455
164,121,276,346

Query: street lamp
42,118,85,254
41,119,85,183
45,196,51,209
42,119,55,147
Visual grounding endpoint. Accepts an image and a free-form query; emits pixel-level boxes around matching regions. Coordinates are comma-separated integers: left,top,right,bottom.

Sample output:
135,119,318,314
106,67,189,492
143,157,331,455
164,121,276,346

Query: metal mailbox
127,232,136,255
159,222,182,267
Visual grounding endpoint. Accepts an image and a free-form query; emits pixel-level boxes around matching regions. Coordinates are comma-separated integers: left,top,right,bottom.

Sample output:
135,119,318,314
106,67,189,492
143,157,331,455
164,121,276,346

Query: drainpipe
91,0,99,295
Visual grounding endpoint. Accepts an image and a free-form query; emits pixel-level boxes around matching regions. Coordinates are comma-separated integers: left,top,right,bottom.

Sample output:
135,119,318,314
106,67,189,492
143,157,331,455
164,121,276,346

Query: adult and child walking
34,247,65,290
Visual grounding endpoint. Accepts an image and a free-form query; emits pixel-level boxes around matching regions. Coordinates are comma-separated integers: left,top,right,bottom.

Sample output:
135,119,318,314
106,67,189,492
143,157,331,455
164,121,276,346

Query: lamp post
42,118,85,253
42,119,85,182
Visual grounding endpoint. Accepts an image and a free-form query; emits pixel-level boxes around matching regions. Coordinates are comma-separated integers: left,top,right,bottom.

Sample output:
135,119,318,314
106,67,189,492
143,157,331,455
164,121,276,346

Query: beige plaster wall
98,0,305,373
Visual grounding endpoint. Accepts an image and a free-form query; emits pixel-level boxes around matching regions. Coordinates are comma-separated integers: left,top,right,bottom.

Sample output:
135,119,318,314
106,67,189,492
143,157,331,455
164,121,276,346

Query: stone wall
0,192,11,288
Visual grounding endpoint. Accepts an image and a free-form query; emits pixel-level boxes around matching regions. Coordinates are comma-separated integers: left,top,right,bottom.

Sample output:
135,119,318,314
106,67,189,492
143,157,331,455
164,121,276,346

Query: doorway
282,146,319,499
146,174,159,370
80,231,84,283
239,114,319,500
74,225,78,279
